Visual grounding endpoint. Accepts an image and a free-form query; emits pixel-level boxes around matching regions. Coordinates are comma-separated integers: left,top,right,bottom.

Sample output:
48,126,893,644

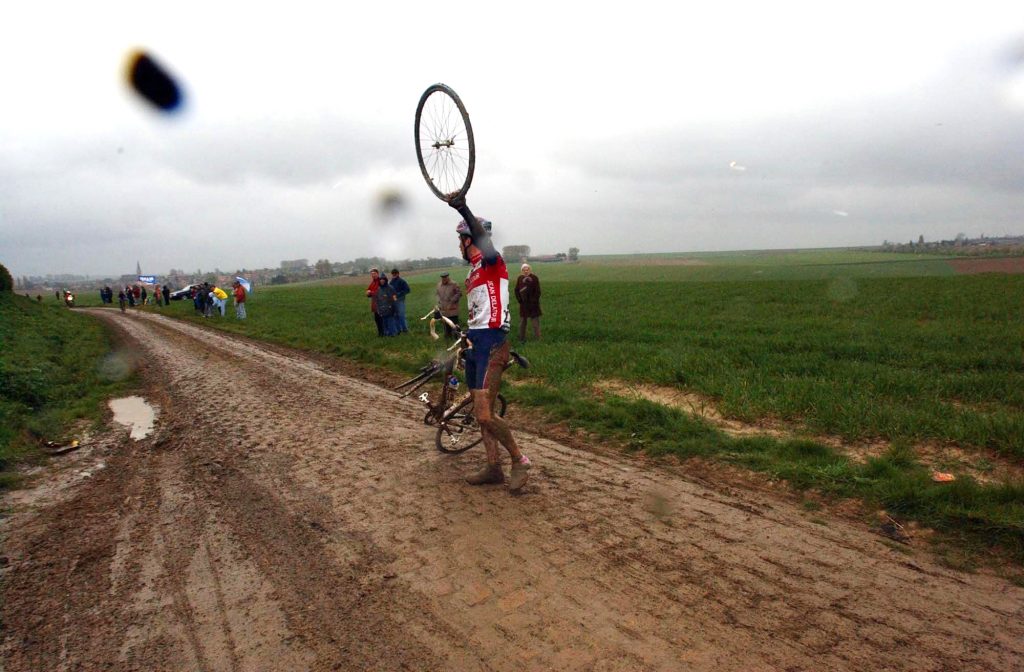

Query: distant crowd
99,284,169,309
97,281,247,318
186,281,247,319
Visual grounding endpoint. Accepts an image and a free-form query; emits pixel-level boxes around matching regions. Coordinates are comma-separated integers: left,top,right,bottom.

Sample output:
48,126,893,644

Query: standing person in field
202,282,214,317
117,289,127,313
365,268,384,337
140,285,148,306
514,263,542,343
456,217,531,492
435,271,462,339
375,275,398,337
232,280,247,319
161,284,170,306
389,268,411,334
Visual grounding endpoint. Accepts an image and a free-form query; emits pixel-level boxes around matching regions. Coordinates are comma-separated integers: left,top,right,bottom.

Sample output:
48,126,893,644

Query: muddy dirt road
3,309,1022,671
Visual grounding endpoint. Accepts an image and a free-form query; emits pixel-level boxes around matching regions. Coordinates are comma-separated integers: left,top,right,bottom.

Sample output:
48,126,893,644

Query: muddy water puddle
108,396,157,439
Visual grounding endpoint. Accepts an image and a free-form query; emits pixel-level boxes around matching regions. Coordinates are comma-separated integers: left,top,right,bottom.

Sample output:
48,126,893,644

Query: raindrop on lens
125,50,184,113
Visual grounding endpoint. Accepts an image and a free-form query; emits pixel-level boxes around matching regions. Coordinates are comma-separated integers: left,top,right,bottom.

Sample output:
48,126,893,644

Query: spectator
132,285,141,305
211,286,228,316
232,280,247,319
389,268,411,334
375,275,398,337
127,286,136,307
140,286,148,306
118,289,127,313
365,268,383,337
514,263,542,343
161,284,170,306
435,271,462,338
202,282,213,317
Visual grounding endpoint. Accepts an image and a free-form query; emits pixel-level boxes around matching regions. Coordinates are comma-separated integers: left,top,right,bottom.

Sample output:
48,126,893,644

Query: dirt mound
594,379,1023,484
948,257,1024,274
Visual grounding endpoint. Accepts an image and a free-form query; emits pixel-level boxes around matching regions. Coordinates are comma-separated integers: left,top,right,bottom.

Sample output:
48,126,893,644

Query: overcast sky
2,1,1023,278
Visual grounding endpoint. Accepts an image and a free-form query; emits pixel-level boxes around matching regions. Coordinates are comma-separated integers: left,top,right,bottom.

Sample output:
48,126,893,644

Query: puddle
108,396,157,440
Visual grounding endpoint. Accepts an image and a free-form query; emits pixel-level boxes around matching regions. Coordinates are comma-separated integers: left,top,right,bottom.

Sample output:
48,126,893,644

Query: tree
0,263,13,291
918,235,925,245
568,247,580,262
502,245,531,262
314,259,333,278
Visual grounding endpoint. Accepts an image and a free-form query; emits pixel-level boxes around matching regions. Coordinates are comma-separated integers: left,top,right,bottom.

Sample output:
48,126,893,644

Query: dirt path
3,309,1022,671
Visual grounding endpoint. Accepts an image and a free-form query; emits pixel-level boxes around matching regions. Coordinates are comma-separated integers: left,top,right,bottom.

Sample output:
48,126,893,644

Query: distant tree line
880,233,1024,257
502,245,580,263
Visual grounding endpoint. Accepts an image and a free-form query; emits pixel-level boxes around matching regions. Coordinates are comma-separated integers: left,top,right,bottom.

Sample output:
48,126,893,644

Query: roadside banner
138,275,157,284
235,276,252,293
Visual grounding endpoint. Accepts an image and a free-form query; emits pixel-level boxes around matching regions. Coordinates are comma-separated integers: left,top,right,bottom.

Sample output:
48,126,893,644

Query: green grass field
76,250,1024,562
0,293,133,487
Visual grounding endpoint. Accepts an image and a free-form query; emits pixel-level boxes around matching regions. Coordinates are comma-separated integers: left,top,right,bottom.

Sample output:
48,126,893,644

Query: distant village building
280,259,309,271
526,253,567,263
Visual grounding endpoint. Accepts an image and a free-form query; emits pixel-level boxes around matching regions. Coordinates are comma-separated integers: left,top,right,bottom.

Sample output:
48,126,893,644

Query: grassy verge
0,294,132,488
512,383,1024,563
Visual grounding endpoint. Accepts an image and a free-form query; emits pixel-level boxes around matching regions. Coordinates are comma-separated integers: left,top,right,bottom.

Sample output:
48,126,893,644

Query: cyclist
456,216,531,492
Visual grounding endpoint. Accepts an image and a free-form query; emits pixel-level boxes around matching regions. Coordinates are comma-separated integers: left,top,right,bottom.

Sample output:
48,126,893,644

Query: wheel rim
415,84,475,202
441,415,476,448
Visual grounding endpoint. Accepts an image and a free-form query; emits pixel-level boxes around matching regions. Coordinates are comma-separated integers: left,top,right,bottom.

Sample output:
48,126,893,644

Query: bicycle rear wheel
435,394,507,454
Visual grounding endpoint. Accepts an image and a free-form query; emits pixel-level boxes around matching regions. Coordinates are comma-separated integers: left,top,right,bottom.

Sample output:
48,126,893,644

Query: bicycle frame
394,308,530,450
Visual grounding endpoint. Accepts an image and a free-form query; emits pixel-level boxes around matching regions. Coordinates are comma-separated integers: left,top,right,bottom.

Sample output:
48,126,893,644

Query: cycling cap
456,217,492,237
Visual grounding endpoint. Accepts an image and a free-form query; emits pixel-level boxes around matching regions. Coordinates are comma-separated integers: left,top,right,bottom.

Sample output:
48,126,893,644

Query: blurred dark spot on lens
125,50,183,112
377,188,407,217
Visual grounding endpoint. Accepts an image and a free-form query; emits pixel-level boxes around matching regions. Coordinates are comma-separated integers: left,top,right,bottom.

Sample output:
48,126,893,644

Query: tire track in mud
3,307,1023,671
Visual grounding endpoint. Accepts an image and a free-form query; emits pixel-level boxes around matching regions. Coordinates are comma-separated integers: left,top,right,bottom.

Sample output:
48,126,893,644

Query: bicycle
394,309,528,453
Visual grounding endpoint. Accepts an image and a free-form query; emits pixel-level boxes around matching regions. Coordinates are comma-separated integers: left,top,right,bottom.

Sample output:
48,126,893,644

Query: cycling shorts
464,328,508,390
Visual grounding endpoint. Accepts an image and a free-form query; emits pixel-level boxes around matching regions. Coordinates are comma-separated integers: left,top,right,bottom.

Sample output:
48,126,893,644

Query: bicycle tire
434,393,506,454
414,83,475,203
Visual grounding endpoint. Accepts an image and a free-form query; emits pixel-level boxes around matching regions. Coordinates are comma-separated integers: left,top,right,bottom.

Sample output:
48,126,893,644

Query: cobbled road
3,309,1022,671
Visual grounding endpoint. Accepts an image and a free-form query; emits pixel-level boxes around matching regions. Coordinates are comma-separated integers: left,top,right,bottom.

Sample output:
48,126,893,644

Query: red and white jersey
465,252,510,330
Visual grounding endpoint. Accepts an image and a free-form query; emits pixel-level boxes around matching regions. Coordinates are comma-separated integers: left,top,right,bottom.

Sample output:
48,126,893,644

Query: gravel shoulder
2,308,1022,671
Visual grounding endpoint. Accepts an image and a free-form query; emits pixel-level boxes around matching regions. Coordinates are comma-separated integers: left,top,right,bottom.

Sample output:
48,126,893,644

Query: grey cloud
563,55,1024,195
158,118,408,187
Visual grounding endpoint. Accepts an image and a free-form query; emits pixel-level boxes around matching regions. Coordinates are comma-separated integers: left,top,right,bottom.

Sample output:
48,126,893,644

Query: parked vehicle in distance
168,284,199,301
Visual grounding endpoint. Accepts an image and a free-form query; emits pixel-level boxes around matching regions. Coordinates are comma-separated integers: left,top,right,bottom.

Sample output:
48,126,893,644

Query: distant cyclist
456,217,531,492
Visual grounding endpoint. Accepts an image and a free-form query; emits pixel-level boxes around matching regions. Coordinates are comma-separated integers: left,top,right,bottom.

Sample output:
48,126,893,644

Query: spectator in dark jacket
389,268,411,334
162,284,170,305
514,263,542,342
375,275,398,337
